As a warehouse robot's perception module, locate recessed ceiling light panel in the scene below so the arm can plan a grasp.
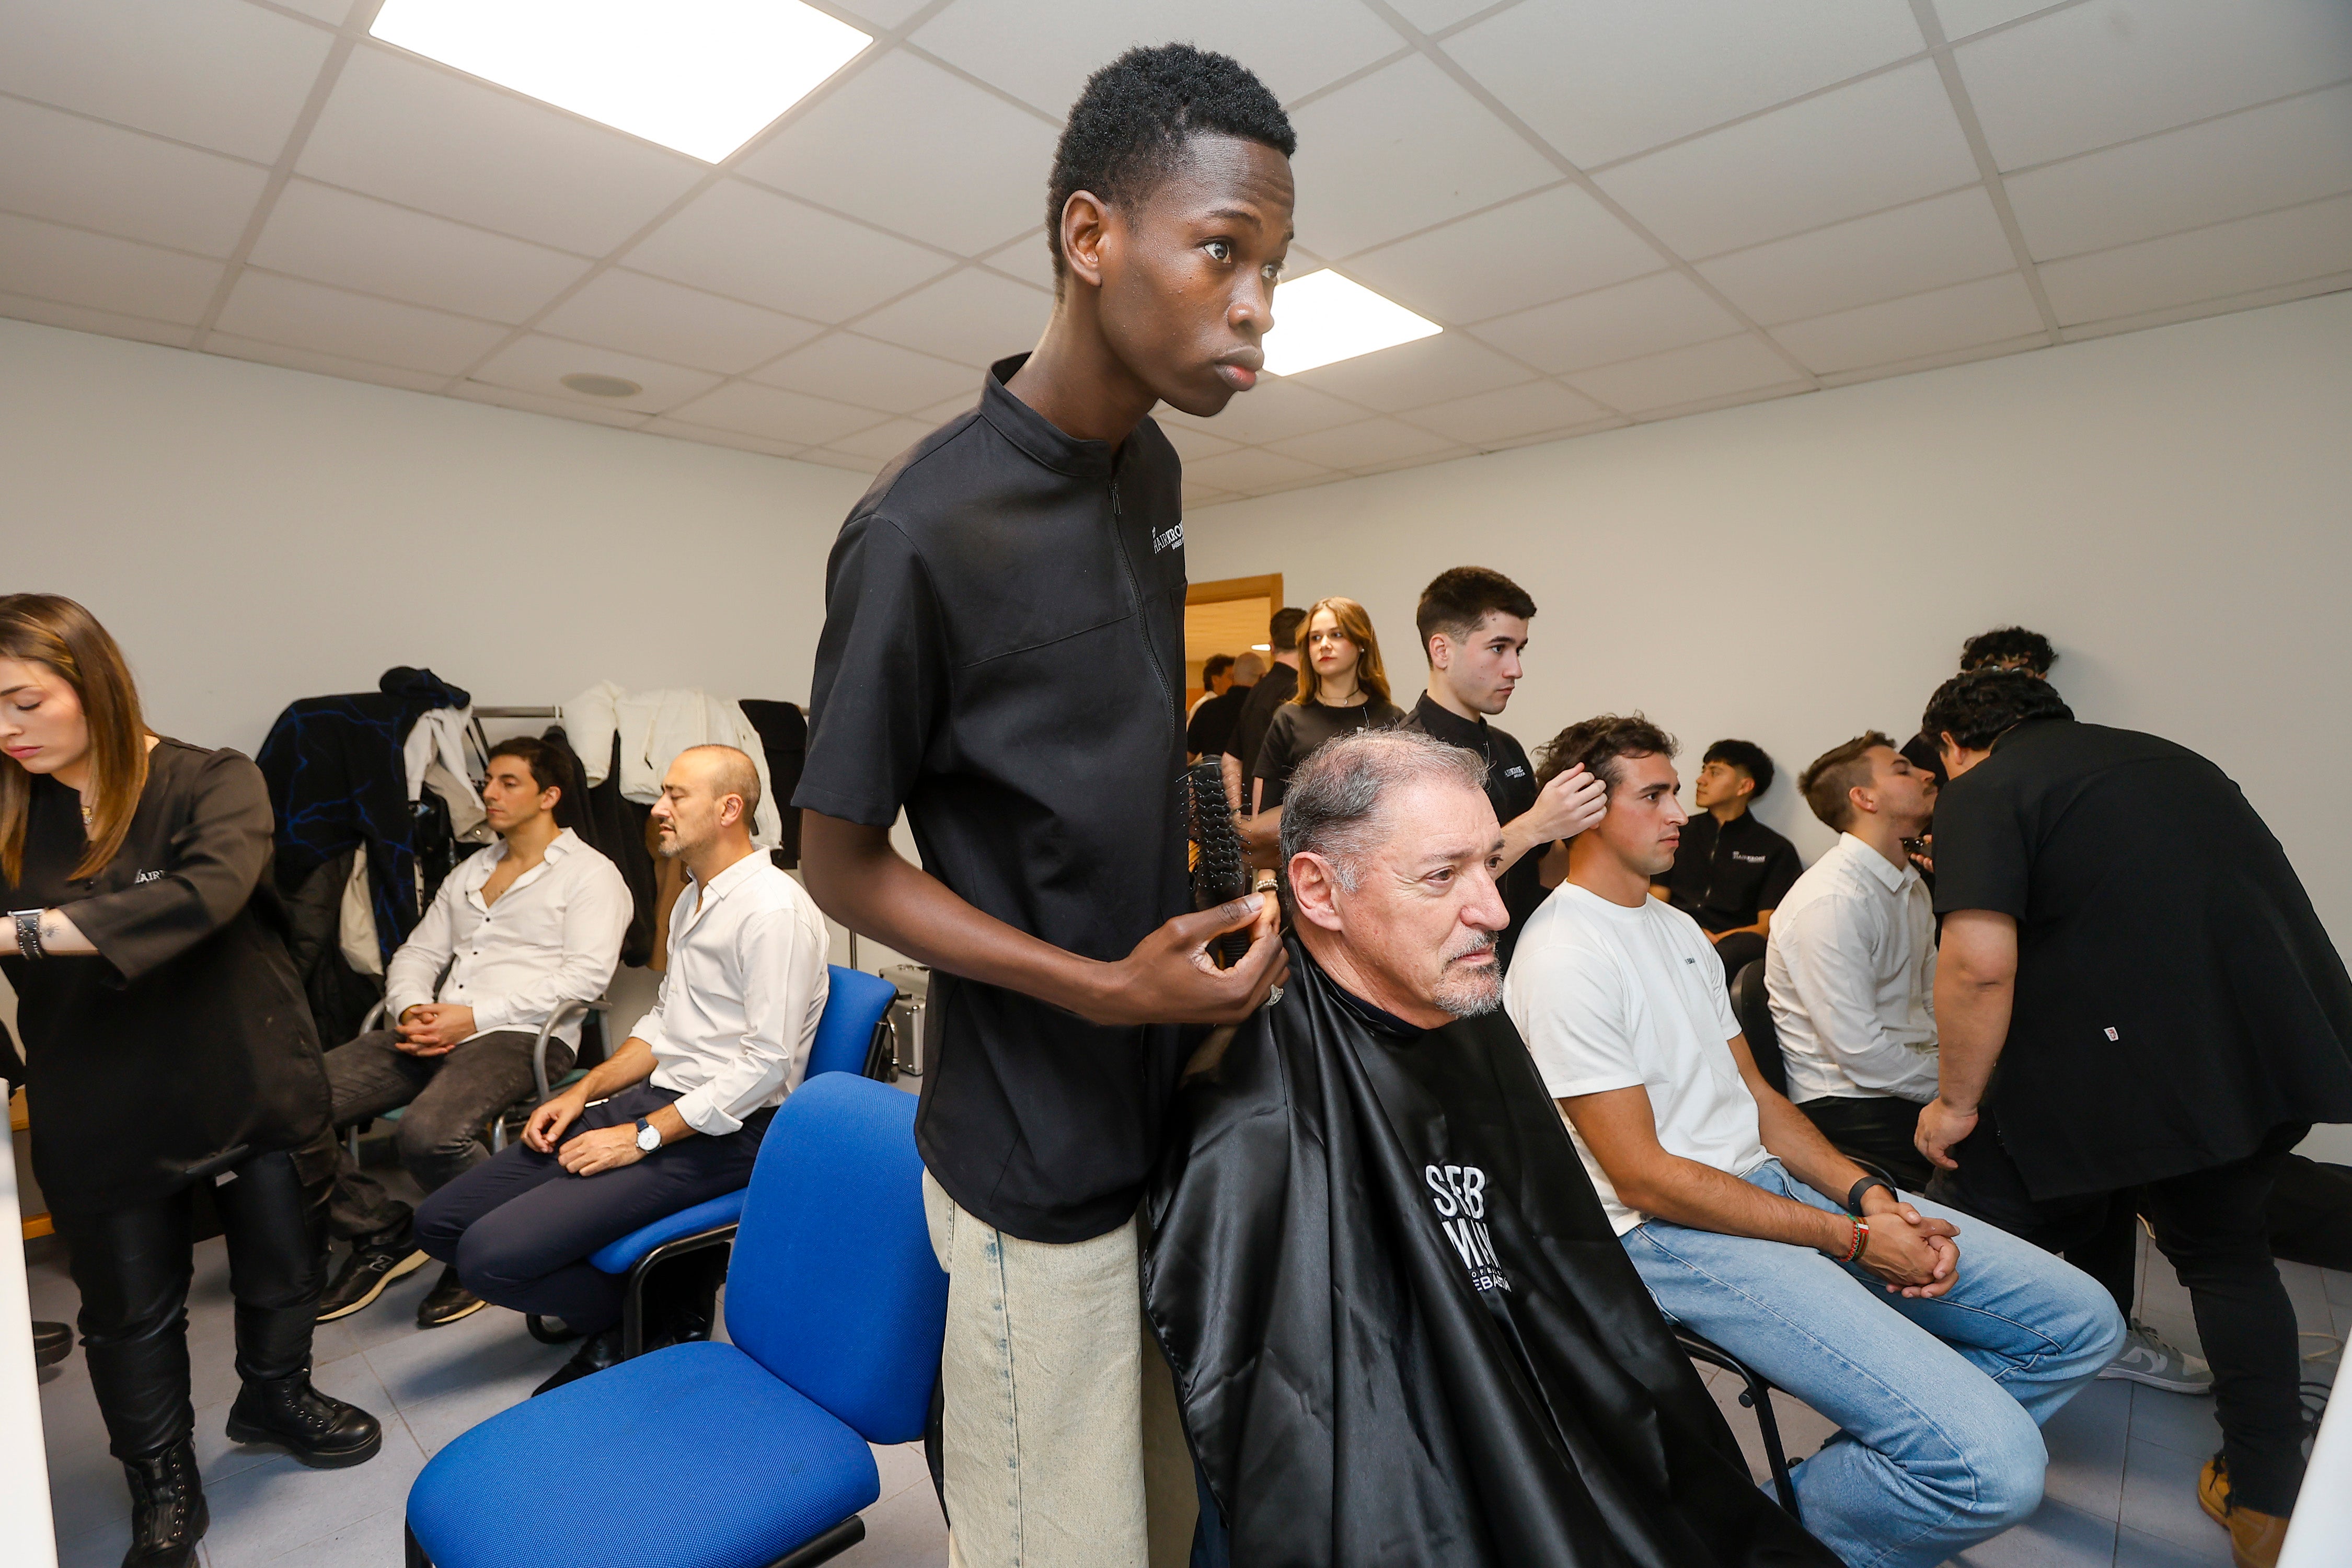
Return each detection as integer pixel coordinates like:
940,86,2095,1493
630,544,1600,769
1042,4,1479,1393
371,0,871,164
1261,271,1442,377
561,372,643,398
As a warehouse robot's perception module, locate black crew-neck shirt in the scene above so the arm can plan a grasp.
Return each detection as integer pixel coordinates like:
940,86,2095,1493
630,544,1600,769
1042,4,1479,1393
1932,719,2352,1196
1185,683,1249,759
1251,694,1409,810
794,355,1192,1244
1658,808,1802,932
1404,694,1547,970
1223,660,1298,782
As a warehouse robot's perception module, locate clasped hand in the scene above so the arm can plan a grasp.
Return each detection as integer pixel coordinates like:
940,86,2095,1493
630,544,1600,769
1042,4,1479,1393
395,1003,475,1055
1853,1189,1962,1298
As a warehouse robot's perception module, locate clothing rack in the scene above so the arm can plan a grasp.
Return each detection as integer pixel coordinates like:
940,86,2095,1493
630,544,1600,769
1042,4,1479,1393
474,706,562,719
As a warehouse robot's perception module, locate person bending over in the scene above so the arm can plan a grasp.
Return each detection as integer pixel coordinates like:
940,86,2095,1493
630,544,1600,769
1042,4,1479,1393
1650,737,1800,981
1146,729,1832,1568
416,745,827,1395
1916,671,2352,1566
1185,650,1260,762
1222,605,1304,811
317,735,629,1330
794,45,1290,1568
1249,595,1404,816
1764,732,1941,1189
1508,712,2120,1568
1401,566,1604,972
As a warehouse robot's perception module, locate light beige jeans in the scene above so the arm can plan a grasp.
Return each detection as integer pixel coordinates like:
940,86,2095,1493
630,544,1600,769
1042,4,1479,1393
924,1171,1194,1568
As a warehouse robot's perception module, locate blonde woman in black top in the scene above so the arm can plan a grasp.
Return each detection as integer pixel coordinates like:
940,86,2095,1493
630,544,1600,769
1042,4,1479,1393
1249,596,1405,814
1,595,379,1568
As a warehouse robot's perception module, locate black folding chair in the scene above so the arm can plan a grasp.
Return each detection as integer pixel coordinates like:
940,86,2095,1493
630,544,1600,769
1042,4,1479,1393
1676,1328,1802,1521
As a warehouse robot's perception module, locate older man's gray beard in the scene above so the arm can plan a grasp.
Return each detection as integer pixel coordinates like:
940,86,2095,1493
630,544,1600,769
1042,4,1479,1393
1431,932,1504,1018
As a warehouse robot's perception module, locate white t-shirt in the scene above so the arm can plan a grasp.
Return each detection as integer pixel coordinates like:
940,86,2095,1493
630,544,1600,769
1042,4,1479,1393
1505,883,1770,1236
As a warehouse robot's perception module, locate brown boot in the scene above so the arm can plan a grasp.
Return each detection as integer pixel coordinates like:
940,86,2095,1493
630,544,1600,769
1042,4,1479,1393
2198,1454,2291,1568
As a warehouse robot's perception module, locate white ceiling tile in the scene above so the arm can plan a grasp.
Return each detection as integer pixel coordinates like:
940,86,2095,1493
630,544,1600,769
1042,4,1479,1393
1931,1,2060,41
1154,423,1241,462
626,180,955,324
1181,484,1239,510
1403,379,1613,444
666,381,890,446
821,0,931,29
851,268,1051,368
1341,185,1665,325
1593,60,1979,258
824,417,936,462
1696,187,2018,325
750,332,978,413
0,97,269,258
215,270,508,374
979,230,1059,294
0,213,223,324
536,269,821,375
1564,335,1803,413
1955,0,2352,171
1386,0,1506,31
1446,0,1924,169
1346,444,1486,477
271,0,354,21
449,379,652,429
470,333,723,414
1263,417,1463,471
641,417,806,458
1156,377,1365,445
910,0,1405,117
204,333,448,393
298,46,705,256
1473,271,1745,375
1287,54,1561,258
247,180,590,324
1174,447,1340,497
0,291,193,349
2037,193,2352,326
1281,330,1536,413
2006,85,2352,262
1771,272,2043,373
734,51,1056,257
800,447,891,474
0,0,331,162
910,392,981,426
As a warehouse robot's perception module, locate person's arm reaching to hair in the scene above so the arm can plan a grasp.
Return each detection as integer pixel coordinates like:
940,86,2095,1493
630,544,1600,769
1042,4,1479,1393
1916,909,2016,1170
1498,764,1605,875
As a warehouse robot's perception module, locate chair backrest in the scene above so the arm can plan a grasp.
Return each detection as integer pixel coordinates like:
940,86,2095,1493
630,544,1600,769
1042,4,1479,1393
725,1073,946,1445
804,965,900,1079
1730,958,1789,1097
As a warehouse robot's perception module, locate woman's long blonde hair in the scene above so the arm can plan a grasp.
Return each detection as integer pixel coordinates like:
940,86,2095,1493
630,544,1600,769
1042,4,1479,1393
0,594,150,886
1291,596,1391,708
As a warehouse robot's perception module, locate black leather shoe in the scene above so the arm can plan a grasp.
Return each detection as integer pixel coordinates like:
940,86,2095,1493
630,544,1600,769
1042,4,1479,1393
416,1264,487,1329
225,1375,383,1467
33,1319,73,1367
532,1327,621,1398
122,1437,207,1568
316,1224,427,1322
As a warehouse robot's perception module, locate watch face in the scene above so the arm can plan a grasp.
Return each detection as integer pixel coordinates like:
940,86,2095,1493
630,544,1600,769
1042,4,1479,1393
637,1122,661,1150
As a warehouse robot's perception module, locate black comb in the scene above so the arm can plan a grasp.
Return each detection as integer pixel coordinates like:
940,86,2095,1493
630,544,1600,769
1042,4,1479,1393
1183,759,1253,969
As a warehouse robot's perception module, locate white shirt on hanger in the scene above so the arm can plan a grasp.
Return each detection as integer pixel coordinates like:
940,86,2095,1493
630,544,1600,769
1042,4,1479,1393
563,683,783,847
1763,832,1940,1106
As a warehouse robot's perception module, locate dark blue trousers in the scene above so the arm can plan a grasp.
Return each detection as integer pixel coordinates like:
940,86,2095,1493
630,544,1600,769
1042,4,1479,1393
414,1082,769,1334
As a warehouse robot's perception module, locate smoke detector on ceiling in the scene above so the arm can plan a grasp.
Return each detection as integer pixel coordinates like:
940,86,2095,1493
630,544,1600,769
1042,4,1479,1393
561,373,642,398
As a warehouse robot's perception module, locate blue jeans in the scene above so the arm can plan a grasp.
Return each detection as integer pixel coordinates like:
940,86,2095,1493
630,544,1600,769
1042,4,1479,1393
1622,1160,2124,1568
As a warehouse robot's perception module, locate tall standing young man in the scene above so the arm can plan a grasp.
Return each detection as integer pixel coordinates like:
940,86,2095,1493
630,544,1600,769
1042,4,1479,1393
794,46,1292,1568
1401,567,1603,971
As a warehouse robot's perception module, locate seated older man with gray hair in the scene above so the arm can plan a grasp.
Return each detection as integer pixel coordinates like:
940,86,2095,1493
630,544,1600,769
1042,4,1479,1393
1143,728,1833,1568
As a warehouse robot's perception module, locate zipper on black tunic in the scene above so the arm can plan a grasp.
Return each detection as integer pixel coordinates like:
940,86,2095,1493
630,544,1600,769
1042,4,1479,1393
1109,476,1175,725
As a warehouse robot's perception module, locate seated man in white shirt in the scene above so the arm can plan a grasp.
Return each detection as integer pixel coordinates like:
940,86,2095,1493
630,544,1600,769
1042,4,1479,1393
1765,731,1940,1190
1507,714,2122,1568
415,745,828,1394
319,736,630,1329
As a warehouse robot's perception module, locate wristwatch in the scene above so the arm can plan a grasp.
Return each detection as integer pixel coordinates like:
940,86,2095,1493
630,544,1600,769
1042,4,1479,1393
1846,1174,1895,1215
634,1116,662,1152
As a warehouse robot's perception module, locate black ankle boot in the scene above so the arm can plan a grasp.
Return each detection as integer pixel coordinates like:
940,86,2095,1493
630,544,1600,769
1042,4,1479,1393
225,1374,383,1467
121,1438,207,1568
532,1327,622,1397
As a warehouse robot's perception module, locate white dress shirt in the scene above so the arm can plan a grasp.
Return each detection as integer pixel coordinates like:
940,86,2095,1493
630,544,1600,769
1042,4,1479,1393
383,828,630,1050
630,851,829,1137
562,683,784,848
1763,832,1939,1105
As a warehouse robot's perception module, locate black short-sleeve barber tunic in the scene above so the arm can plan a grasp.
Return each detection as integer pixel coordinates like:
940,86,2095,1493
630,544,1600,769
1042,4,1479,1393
2,739,330,1211
795,356,1193,1245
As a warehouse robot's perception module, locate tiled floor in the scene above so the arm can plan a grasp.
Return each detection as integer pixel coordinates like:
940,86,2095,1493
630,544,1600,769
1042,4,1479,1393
32,1206,2346,1567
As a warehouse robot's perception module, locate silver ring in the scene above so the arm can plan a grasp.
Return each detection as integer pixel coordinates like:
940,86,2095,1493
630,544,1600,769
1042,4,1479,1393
1265,985,1284,1006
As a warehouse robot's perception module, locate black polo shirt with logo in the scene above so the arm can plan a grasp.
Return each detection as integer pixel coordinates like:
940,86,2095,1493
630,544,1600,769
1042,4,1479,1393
1932,719,2352,1197
795,355,1192,1244
1404,694,1547,970
1658,808,1802,933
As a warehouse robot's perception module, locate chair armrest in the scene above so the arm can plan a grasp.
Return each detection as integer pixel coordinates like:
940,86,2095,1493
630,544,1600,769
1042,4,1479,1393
360,998,387,1035
531,998,613,1103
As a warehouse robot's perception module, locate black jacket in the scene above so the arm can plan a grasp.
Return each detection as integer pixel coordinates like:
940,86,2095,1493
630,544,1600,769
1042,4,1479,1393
1143,942,1832,1567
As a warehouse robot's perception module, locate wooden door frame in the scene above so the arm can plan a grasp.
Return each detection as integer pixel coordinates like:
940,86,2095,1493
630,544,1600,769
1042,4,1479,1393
1186,573,1283,613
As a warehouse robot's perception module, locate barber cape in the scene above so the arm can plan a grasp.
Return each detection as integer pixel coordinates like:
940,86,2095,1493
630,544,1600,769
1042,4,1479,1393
1143,940,1833,1567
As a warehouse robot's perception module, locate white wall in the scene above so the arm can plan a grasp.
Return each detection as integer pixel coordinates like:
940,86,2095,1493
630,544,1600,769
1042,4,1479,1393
2,318,868,756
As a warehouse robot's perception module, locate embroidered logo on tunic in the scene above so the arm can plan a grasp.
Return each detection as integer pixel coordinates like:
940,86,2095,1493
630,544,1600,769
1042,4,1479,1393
1425,1163,1509,1293
134,869,165,883
1151,522,1184,554
1502,766,1527,779
1731,851,1768,863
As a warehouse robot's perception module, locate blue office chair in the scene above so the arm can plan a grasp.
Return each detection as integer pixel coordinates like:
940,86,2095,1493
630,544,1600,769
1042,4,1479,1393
406,1073,944,1568
566,965,904,1358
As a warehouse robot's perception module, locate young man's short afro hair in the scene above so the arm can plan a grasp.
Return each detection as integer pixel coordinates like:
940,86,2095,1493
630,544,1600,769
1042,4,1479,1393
1922,669,2073,752
1959,626,2056,675
1045,43,1295,285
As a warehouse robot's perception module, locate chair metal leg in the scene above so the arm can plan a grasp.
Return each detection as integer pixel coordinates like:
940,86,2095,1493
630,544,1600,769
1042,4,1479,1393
1674,1327,1802,1523
405,1519,432,1568
764,1517,866,1568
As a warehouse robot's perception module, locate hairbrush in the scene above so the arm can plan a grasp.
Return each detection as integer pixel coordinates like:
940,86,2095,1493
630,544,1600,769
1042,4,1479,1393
1182,758,1252,968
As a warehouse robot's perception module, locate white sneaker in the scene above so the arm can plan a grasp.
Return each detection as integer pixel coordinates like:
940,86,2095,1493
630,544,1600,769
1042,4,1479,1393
2099,1319,2215,1393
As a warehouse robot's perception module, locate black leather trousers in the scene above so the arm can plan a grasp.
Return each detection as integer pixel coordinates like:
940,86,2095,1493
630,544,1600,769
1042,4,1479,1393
53,1137,333,1459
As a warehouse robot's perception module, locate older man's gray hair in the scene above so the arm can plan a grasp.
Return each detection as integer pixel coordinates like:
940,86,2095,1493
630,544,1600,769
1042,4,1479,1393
1279,728,1488,891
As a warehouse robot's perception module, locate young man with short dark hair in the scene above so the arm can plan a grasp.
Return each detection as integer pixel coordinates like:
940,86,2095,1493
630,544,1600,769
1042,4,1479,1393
1401,566,1602,970
795,45,1291,1568
1222,603,1305,808
1652,737,1801,981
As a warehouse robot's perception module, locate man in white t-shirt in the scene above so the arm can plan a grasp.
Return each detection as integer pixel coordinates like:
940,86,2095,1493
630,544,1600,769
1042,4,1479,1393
1506,714,2121,1568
